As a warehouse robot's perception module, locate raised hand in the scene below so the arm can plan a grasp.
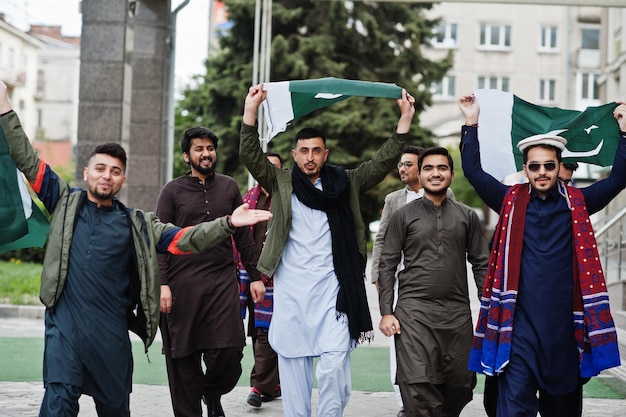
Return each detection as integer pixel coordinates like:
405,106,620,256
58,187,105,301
230,203,273,227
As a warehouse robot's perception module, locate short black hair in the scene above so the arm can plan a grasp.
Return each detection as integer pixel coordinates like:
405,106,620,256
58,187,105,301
264,151,284,168
402,145,425,157
181,126,219,154
295,127,326,147
563,161,579,171
418,146,454,172
89,143,127,170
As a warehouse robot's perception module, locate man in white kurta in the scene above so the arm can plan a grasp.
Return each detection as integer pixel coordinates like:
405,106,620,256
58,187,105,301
270,190,353,416
240,84,417,417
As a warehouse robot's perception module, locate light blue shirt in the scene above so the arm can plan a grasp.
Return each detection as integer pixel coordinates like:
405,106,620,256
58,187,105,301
269,178,351,357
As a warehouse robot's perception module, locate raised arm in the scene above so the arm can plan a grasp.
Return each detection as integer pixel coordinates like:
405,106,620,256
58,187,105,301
0,81,64,213
240,84,278,191
458,94,508,212
350,90,414,191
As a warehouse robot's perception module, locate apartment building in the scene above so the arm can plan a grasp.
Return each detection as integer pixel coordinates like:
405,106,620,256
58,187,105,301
28,25,80,168
420,3,605,143
0,16,79,169
601,7,626,103
0,14,43,140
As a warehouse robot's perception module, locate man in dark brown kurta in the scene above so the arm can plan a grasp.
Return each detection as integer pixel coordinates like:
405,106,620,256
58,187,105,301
378,147,488,417
157,126,265,417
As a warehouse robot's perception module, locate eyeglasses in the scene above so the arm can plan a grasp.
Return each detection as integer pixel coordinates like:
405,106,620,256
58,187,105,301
397,161,415,169
527,162,557,172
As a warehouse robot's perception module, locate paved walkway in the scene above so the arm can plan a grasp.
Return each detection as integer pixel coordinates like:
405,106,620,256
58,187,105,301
2,264,626,416
0,366,625,416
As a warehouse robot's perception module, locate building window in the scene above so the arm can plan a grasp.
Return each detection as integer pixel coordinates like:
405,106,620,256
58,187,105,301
479,23,511,49
581,28,600,50
8,48,15,69
478,76,510,92
579,73,599,100
431,75,456,99
539,25,558,51
432,22,458,48
539,79,556,102
37,70,45,95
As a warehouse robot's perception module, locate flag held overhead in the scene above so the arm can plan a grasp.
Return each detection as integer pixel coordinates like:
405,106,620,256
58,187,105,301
476,89,620,181
262,77,403,141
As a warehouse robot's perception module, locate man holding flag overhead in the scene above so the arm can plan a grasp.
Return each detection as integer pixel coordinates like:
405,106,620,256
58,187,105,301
240,83,415,417
458,93,626,417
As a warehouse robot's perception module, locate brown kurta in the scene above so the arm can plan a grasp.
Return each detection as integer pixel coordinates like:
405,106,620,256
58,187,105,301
157,173,260,358
378,197,488,387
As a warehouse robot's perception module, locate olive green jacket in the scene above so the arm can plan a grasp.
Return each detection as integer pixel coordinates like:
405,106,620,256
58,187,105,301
1,110,237,350
239,123,407,277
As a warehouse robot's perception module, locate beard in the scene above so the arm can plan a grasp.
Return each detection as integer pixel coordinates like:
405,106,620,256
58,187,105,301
190,158,215,176
424,188,447,197
422,183,449,197
89,184,117,201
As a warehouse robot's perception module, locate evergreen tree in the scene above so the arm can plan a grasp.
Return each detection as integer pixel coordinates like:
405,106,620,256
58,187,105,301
176,0,452,232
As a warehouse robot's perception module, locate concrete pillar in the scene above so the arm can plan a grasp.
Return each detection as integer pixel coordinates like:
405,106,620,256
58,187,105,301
76,0,171,211
127,0,172,211
76,0,134,203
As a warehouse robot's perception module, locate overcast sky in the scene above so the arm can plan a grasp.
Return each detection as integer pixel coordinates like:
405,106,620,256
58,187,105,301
3,0,209,89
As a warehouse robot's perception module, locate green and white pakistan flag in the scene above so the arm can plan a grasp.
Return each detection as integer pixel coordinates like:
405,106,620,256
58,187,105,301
262,77,403,140
0,127,49,253
476,89,620,181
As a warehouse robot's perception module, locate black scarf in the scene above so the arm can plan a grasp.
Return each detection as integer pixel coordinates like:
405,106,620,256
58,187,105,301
291,164,373,343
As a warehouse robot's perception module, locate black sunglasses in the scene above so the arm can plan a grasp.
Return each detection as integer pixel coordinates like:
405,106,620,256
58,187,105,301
527,162,557,172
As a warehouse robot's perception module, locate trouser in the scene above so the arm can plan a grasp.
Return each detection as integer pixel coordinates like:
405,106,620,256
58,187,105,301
390,276,403,408
278,350,351,417
39,382,130,417
495,372,583,417
390,335,403,407
250,327,280,394
398,380,474,417
164,347,243,417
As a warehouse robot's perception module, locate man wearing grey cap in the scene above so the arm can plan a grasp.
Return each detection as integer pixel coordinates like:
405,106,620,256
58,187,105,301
458,94,626,417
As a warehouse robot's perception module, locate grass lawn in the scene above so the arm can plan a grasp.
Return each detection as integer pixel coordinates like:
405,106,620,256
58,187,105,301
0,259,42,305
1,337,625,399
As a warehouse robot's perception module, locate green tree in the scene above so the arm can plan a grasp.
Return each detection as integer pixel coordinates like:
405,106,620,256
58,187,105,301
176,0,452,233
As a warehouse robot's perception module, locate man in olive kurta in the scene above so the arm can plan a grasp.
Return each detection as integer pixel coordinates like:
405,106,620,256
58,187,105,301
378,147,488,417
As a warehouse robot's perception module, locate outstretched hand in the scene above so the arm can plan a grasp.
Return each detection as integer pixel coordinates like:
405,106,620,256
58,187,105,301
230,203,272,227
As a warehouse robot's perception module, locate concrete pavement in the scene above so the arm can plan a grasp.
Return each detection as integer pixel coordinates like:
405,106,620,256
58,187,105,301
2,263,626,416
2,312,626,416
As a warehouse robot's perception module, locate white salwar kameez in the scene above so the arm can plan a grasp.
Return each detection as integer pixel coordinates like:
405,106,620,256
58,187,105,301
269,179,353,417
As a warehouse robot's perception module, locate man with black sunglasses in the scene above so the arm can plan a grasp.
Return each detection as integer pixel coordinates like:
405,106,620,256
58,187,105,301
457,94,626,417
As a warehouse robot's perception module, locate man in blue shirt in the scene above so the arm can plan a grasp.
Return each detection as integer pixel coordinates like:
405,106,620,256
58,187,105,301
458,94,626,417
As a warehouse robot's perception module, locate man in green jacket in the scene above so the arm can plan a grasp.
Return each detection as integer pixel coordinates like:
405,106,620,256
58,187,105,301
240,83,415,417
0,80,271,417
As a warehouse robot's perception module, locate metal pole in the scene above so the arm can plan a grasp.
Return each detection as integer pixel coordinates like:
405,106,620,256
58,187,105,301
165,0,192,183
252,0,262,86
249,0,272,190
